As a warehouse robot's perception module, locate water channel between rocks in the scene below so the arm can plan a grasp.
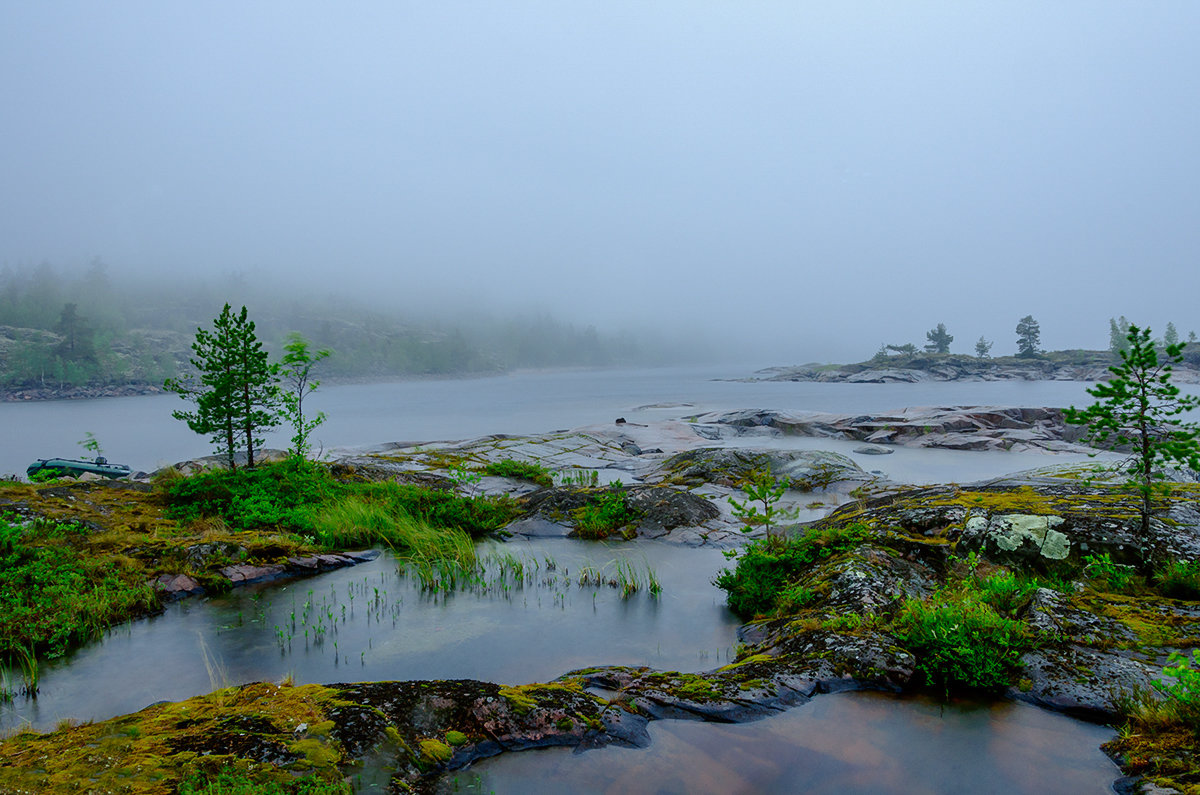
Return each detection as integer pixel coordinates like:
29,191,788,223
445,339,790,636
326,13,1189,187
1,539,739,734
2,534,1122,793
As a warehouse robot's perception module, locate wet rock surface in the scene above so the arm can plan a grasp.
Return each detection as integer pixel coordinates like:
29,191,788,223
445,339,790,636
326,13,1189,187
699,405,1091,453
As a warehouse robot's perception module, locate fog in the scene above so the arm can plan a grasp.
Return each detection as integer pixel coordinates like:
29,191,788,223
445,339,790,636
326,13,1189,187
2,2,1198,363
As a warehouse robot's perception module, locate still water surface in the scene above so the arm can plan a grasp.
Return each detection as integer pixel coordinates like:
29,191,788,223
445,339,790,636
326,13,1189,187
1,539,738,734
438,691,1120,795
0,365,1108,477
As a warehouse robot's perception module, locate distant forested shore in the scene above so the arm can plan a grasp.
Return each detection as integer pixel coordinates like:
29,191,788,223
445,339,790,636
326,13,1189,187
0,262,675,401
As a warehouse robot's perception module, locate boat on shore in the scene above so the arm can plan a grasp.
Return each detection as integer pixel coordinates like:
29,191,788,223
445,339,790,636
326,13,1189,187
26,456,132,480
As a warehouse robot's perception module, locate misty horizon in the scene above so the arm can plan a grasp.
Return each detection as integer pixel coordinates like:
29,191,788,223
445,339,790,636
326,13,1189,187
3,3,1198,364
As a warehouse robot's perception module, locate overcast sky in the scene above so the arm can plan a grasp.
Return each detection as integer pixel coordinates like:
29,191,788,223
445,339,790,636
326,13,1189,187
2,2,1198,362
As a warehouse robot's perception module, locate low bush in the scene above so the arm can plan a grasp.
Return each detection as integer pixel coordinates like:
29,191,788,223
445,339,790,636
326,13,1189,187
161,458,336,531
1083,552,1141,594
713,524,869,619
973,570,1039,615
162,459,522,539
572,489,639,539
893,586,1030,692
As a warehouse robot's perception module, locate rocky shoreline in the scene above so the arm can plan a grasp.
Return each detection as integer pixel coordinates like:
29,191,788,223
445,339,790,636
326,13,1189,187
748,354,1200,385
0,382,168,402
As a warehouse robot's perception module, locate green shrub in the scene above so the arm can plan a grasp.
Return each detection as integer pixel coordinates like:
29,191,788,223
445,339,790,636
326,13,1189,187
713,524,869,619
1156,560,1200,601
162,460,521,538
1083,552,1140,593
572,489,639,539
482,459,553,487
973,570,1038,616
162,458,336,531
893,588,1029,692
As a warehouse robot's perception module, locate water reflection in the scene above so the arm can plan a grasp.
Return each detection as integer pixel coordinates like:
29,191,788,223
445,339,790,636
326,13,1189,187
437,691,1119,795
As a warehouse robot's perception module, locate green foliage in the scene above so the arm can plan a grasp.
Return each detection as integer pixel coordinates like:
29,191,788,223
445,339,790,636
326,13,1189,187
713,524,869,618
974,336,993,359
162,458,336,531
893,585,1030,692
972,570,1039,615
482,459,553,487
1150,649,1200,729
162,459,521,539
924,322,953,354
1109,316,1131,356
302,498,477,571
556,468,600,487
448,464,483,497
277,332,330,458
1065,324,1200,537
728,469,797,540
1015,314,1042,358
1083,552,1139,593
77,431,103,458
165,304,280,469
572,488,639,539
351,481,521,536
27,467,69,483
0,514,158,661
1155,560,1200,601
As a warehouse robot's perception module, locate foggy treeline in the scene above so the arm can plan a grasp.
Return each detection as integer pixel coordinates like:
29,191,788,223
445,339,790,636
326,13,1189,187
0,261,666,392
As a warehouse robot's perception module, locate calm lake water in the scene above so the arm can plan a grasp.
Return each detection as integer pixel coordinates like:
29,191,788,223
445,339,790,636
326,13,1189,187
0,364,1108,477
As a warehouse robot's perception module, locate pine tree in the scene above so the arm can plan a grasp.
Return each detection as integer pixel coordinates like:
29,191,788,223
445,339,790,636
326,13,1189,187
1015,315,1041,358
924,323,953,354
1164,322,1180,348
974,336,993,358
165,304,278,469
1065,325,1200,539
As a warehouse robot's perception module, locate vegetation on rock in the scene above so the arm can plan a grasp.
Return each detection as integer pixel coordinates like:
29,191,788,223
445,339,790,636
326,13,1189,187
1065,323,1200,538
